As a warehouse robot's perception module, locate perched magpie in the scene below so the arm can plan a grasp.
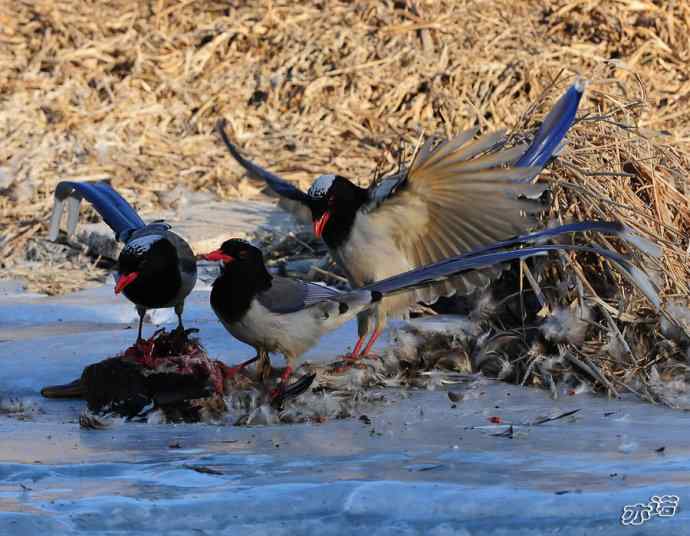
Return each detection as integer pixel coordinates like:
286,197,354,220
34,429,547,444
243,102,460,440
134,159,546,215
217,82,585,358
49,181,197,348
201,220,660,399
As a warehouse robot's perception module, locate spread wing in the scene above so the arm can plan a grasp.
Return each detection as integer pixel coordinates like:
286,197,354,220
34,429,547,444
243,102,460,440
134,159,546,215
361,82,584,303
216,119,312,208
256,277,342,314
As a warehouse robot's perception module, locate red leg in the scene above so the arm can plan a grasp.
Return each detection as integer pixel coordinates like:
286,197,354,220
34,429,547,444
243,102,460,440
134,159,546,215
333,331,381,373
280,366,293,383
270,366,293,400
361,328,381,356
344,335,366,360
124,338,158,367
138,339,159,367
222,355,260,379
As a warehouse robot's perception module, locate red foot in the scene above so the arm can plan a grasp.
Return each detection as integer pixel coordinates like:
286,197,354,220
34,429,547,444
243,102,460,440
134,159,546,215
222,365,241,379
332,354,378,373
123,339,161,368
348,353,381,361
269,366,293,402
220,356,260,380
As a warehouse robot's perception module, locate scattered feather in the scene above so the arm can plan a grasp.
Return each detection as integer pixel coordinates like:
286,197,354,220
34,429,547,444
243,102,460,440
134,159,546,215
541,304,592,346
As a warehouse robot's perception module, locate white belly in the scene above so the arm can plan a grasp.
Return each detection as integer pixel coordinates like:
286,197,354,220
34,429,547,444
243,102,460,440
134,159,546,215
216,300,322,361
333,212,413,287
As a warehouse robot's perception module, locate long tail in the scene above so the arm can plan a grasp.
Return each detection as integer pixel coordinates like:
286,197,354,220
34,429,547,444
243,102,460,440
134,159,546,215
515,80,584,169
364,221,660,310
216,119,311,204
463,221,662,259
48,181,146,242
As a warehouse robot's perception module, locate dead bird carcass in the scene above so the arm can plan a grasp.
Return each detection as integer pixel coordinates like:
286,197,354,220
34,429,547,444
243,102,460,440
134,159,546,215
40,328,315,424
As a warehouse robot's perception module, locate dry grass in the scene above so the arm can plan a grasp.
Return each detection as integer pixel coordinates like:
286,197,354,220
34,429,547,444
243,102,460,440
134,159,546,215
1,1,689,402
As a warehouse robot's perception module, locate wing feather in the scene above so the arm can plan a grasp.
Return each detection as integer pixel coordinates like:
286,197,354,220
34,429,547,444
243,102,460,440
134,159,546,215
414,127,479,169
257,277,342,314
448,144,528,173
416,130,507,173
360,85,583,305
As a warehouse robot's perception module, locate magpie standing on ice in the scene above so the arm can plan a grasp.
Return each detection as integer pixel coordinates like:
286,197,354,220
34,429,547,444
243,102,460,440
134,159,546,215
217,82,585,358
200,221,660,399
49,181,197,352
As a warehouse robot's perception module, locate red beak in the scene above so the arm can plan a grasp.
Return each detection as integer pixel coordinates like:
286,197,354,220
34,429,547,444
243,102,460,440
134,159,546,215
115,272,139,294
313,211,331,238
202,250,234,263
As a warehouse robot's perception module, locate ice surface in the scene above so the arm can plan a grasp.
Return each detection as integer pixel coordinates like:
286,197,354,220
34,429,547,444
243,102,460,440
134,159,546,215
1,285,689,534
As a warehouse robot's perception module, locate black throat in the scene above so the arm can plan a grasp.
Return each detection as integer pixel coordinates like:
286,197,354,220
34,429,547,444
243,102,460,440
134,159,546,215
121,238,181,308
210,259,273,323
320,184,368,250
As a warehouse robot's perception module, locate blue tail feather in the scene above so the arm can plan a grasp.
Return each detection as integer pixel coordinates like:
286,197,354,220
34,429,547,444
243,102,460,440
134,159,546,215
461,221,662,259
364,220,660,309
216,120,312,204
367,244,659,310
91,182,146,230
515,81,584,169
52,181,145,241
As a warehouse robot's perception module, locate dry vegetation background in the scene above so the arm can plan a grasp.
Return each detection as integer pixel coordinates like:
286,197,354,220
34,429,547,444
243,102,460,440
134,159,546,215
0,0,688,293
1,0,690,404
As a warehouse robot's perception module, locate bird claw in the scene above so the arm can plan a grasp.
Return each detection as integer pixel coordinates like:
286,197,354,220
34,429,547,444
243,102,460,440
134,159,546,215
220,355,260,380
172,326,199,341
334,352,381,364
222,363,245,380
331,353,380,373
123,338,158,368
332,354,360,369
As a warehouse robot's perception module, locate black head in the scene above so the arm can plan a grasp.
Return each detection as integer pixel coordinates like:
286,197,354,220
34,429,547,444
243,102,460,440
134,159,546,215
202,239,272,290
116,235,180,306
203,239,272,322
306,174,367,248
203,239,265,268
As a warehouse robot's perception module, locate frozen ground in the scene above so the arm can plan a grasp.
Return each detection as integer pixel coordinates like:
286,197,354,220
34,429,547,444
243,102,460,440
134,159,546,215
1,280,689,534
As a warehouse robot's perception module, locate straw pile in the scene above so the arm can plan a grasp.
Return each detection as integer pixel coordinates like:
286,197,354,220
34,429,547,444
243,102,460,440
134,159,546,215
1,1,689,403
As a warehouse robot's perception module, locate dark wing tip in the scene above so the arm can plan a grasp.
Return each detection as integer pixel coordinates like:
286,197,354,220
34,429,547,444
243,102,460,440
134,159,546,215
215,117,311,205
215,118,242,158
515,81,585,169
